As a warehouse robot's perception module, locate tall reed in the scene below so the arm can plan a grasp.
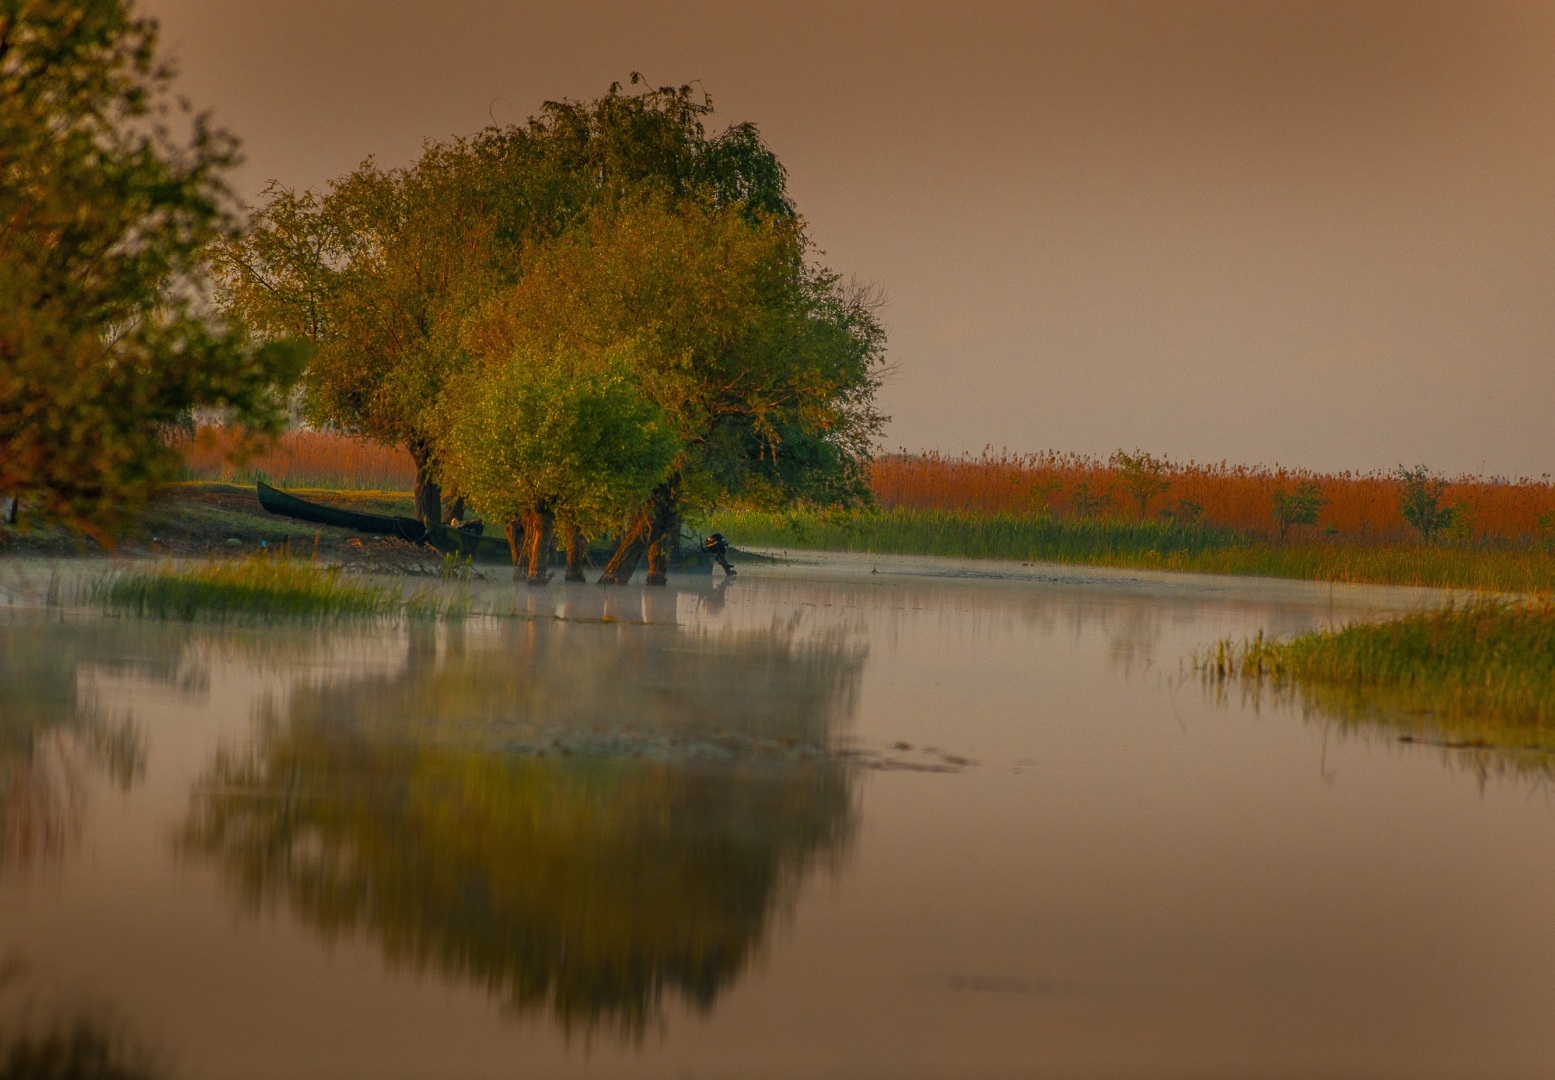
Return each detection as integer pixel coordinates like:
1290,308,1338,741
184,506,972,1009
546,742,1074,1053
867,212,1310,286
178,427,416,491
871,449,1555,543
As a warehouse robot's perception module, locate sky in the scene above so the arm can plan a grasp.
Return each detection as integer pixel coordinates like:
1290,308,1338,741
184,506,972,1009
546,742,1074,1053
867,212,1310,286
140,0,1555,477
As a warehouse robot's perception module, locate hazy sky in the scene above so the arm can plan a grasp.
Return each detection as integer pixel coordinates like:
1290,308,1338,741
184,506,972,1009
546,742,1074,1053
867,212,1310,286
141,1,1555,476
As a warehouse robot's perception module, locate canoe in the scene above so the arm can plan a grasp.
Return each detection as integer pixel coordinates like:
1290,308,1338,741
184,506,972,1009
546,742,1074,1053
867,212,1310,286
256,481,427,542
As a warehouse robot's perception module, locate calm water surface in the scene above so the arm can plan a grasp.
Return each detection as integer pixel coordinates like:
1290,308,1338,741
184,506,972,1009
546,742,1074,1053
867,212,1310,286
1,556,1553,1078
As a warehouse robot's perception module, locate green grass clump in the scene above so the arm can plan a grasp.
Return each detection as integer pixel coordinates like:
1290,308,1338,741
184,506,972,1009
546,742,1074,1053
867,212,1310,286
1203,600,1555,740
702,507,1555,591
97,556,444,622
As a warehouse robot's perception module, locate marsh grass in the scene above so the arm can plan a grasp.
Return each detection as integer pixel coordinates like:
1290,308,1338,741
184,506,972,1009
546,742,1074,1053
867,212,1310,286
1200,600,1555,754
96,556,450,622
705,508,1555,591
705,507,1239,562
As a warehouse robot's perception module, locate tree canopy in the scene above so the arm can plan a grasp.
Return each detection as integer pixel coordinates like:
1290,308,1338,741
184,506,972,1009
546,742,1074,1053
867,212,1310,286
432,343,680,580
217,76,812,527
0,0,300,539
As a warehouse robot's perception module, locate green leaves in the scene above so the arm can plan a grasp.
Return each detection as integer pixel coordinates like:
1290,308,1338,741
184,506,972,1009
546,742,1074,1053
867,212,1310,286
433,344,679,534
0,0,296,538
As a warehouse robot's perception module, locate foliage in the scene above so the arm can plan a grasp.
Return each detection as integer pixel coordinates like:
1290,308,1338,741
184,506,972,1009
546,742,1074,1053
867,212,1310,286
1395,465,1458,541
216,76,805,523
1270,480,1329,540
431,345,679,534
1110,449,1171,516
460,194,886,516
96,556,445,621
0,0,302,540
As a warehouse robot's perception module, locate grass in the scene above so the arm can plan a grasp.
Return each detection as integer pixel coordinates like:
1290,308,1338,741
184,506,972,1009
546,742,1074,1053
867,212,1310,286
701,507,1555,592
1200,600,1555,751
96,555,453,622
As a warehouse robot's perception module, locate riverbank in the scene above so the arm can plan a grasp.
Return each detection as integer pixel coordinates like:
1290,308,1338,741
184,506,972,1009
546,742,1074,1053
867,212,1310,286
697,507,1555,593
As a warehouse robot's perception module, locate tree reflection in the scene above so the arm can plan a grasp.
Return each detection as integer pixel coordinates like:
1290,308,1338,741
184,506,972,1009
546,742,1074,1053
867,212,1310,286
0,620,151,869
182,605,865,1035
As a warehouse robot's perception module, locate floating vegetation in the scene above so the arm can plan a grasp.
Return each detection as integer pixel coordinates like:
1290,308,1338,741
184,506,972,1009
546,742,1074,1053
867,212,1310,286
1199,600,1555,763
94,555,452,623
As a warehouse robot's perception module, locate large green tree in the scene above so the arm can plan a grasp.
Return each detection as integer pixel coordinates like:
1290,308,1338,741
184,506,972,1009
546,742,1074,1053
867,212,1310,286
0,0,300,540
218,76,795,527
460,194,886,583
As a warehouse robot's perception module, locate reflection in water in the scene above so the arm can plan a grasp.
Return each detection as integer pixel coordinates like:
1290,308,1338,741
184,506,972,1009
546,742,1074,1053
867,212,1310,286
0,957,166,1080
0,621,151,869
182,596,865,1034
1203,666,1555,787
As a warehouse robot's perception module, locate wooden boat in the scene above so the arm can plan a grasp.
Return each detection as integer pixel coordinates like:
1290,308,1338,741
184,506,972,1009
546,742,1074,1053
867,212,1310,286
256,481,722,571
256,481,427,542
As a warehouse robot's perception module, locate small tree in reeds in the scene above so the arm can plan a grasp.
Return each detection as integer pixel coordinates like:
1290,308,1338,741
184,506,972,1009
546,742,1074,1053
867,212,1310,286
1396,465,1457,542
1111,450,1170,517
1270,481,1329,541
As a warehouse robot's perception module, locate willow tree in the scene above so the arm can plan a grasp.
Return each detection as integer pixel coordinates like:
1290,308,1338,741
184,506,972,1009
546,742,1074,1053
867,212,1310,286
460,194,886,584
0,0,300,539
217,76,793,526
431,345,679,583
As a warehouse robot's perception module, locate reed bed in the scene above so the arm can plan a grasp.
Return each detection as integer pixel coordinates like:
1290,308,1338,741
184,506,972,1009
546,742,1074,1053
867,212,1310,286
1200,600,1555,743
703,508,1555,591
872,450,1555,543
179,427,416,491
96,556,449,622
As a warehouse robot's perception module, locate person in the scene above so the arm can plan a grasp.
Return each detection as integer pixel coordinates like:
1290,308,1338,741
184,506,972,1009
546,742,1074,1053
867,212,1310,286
703,533,737,576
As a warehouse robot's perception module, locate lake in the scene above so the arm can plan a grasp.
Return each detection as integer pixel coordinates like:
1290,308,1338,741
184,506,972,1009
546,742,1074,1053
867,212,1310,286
1,554,1552,1078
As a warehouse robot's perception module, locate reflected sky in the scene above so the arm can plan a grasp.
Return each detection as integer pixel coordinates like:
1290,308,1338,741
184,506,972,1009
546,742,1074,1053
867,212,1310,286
3,561,1555,1076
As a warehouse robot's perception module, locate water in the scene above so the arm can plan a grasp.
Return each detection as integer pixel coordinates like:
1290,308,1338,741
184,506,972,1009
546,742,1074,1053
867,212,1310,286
2,556,1553,1078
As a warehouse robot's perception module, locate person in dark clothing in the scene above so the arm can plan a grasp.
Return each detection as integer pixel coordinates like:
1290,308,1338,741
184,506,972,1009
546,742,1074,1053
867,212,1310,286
703,533,737,576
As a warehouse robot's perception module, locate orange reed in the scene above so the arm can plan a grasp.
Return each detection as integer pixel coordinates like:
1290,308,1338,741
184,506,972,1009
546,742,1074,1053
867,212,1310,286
180,427,416,490
871,449,1555,543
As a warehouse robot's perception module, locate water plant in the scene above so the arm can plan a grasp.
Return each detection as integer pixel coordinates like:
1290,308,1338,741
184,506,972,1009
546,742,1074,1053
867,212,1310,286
96,556,446,622
1199,600,1555,737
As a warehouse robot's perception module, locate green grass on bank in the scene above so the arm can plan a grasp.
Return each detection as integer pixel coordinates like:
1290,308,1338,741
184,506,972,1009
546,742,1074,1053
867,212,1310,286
96,556,454,622
1200,600,1555,753
702,507,1555,592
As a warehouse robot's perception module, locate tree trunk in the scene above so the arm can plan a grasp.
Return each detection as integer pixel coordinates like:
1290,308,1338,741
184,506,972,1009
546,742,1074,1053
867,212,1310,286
644,477,682,586
503,518,524,581
562,521,587,582
408,440,441,527
523,505,554,586
597,514,650,585
445,496,466,526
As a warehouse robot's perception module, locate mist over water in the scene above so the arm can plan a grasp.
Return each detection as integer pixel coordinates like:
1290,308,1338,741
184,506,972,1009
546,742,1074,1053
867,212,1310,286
3,561,1555,1075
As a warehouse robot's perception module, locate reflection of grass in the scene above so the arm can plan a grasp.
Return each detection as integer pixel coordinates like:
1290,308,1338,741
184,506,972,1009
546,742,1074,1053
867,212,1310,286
96,556,446,622
1202,601,1555,751
704,507,1555,591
